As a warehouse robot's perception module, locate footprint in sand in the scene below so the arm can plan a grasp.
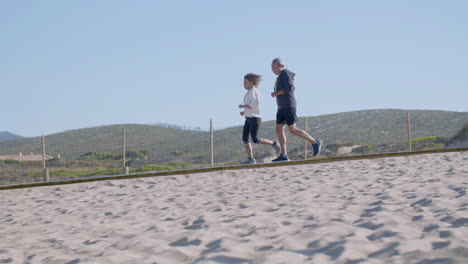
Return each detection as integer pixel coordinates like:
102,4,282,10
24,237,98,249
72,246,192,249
169,237,201,247
295,240,346,260
411,198,432,207
450,187,465,198
368,242,399,258
452,217,468,227
357,222,384,230
432,241,450,249
439,230,452,238
202,239,225,255
360,206,384,217
367,230,398,241
423,224,439,233
184,216,207,230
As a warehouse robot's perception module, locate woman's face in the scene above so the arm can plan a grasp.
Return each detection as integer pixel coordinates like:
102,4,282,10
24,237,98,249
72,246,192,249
244,79,254,89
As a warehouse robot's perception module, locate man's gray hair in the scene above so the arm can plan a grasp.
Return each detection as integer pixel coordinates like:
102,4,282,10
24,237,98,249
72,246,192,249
272,58,284,67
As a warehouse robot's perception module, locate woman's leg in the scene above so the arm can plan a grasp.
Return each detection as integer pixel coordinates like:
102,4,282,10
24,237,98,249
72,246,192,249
242,119,253,158
244,143,253,159
251,118,274,145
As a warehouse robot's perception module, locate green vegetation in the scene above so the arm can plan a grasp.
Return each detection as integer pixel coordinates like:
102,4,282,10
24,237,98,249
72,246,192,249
79,152,121,161
412,137,446,149
323,136,449,156
446,123,468,147
171,150,184,156
0,159,20,164
325,143,356,152
352,145,375,154
48,168,123,177
78,149,151,162
412,136,445,143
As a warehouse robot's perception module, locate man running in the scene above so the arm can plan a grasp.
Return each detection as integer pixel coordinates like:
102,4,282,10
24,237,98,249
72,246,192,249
270,58,322,162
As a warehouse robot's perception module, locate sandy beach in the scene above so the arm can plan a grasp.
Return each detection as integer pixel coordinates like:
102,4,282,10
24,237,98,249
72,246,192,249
1,151,467,264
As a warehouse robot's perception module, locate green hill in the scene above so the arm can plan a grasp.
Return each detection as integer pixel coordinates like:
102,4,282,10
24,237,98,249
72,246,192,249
211,109,468,161
446,123,468,148
0,124,208,161
1,109,467,165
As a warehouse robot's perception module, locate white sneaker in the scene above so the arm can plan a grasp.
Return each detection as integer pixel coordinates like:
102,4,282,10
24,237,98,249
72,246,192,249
241,158,257,165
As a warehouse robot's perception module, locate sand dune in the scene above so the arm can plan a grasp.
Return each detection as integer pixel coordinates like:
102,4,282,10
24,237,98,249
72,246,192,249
1,152,467,263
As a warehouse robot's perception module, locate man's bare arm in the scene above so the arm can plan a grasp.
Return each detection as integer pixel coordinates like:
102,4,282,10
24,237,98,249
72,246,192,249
271,90,285,97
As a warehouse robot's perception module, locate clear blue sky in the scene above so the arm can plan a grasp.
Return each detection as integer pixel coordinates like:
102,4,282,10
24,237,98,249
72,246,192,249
1,0,467,137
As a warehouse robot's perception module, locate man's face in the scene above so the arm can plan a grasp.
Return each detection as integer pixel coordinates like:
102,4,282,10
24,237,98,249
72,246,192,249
271,63,282,75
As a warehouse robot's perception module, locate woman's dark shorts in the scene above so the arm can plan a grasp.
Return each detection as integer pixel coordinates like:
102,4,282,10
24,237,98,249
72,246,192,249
276,107,297,126
242,117,262,144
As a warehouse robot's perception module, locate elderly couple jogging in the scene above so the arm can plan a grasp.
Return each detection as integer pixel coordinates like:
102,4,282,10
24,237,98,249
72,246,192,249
238,58,323,165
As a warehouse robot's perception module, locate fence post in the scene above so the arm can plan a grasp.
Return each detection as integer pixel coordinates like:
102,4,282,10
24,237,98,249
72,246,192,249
304,117,308,159
407,112,412,152
122,128,127,174
210,119,214,168
42,135,49,181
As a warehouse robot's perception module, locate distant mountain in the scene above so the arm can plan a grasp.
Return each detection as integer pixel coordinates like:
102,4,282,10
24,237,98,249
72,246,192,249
0,109,467,164
0,132,23,142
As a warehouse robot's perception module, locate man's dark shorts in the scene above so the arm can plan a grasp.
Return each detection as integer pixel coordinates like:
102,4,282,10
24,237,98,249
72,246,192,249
276,107,297,126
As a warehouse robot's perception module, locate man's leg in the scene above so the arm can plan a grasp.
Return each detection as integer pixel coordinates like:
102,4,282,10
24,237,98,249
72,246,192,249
288,123,323,157
276,124,287,155
287,123,317,144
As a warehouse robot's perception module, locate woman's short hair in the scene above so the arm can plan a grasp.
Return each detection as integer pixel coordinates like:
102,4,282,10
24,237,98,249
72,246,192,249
244,73,262,87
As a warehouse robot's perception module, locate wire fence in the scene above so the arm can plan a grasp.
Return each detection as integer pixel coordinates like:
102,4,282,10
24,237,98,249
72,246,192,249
0,110,466,186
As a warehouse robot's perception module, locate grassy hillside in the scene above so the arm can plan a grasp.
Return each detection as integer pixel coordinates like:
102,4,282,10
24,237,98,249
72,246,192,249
0,124,208,160
446,123,468,148
217,109,468,144
1,109,467,165
212,109,468,159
